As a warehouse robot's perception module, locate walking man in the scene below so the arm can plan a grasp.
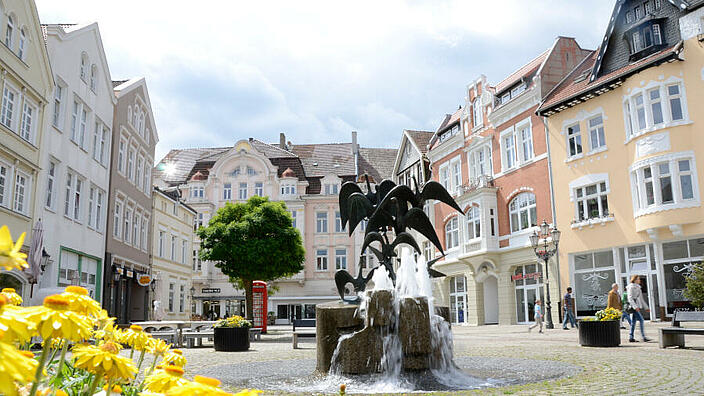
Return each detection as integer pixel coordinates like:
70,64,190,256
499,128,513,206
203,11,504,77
528,299,544,333
562,287,577,329
608,283,632,329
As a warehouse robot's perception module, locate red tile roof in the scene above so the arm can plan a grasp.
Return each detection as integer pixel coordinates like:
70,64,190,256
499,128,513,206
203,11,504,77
538,43,682,115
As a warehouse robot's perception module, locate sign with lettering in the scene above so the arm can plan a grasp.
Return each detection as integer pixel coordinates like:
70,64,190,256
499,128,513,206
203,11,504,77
512,272,542,282
201,288,221,294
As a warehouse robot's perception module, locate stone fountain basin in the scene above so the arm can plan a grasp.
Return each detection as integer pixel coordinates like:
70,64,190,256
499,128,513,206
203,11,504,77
193,356,581,394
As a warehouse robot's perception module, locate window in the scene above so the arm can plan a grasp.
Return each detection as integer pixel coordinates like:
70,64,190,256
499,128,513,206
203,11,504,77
644,1,652,14
193,250,201,271
247,166,256,176
127,149,134,181
96,190,104,231
281,183,296,196
133,212,139,246
335,248,347,270
13,172,27,214
5,15,14,48
90,65,97,91
124,208,131,242
238,182,247,200
141,217,147,249
575,182,609,221
468,146,492,180
191,186,204,198
70,104,87,147
667,84,683,121
316,249,328,271
45,161,57,209
648,88,663,125
653,24,662,45
290,210,297,228
316,212,328,233
17,29,25,59
80,54,89,81
503,134,516,169
88,187,95,228
324,183,339,195
64,173,73,217
445,217,459,250
182,239,188,265
654,0,661,9
465,206,480,240
99,127,108,165
168,283,174,312
519,126,533,161
472,99,482,128
171,235,177,261
254,182,263,197
630,155,698,215
136,156,144,191
144,164,151,194
335,211,343,233
634,5,642,19
625,11,633,24
118,139,126,173
588,115,606,151
633,31,642,52
178,284,185,313
0,163,8,207
1,86,16,129
440,165,450,190
15,101,31,142
194,213,204,231
73,178,82,221
113,201,122,237
52,84,63,128
567,124,582,157
452,160,462,194
423,241,433,262
158,231,165,257
509,192,537,233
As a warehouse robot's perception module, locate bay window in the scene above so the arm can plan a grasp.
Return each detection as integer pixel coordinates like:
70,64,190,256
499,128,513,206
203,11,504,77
465,206,481,240
624,82,688,139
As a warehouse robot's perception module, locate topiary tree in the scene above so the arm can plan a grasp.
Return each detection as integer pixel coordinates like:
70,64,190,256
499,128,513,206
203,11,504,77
197,196,305,321
684,262,704,308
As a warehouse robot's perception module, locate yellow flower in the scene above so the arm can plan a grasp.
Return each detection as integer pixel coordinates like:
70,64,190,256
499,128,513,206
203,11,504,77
24,295,93,342
103,383,123,394
162,349,186,367
0,332,38,396
72,341,137,381
143,365,188,393
61,286,103,318
166,375,232,396
138,392,165,396
1,288,22,305
0,226,28,271
42,337,66,350
94,322,123,344
0,299,36,343
233,390,262,396
147,337,171,356
122,324,152,351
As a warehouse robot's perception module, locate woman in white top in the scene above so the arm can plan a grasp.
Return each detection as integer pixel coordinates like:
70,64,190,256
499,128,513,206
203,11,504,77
626,275,651,343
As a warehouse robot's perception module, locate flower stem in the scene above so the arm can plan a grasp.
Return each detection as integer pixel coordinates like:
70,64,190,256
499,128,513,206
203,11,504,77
106,380,113,396
147,355,158,376
136,349,146,372
28,338,52,396
130,347,135,359
51,341,69,396
85,374,99,396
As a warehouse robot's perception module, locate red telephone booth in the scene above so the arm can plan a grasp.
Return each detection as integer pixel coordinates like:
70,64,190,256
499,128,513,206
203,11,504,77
252,281,268,333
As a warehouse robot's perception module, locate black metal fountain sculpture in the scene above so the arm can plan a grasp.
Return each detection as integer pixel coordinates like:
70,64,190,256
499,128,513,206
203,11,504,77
334,175,464,302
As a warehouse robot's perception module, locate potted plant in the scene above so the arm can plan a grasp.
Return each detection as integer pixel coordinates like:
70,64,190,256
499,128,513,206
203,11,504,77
213,315,252,351
579,307,621,347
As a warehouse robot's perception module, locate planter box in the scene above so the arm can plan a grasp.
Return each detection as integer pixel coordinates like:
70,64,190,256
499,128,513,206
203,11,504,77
579,320,620,347
214,327,250,351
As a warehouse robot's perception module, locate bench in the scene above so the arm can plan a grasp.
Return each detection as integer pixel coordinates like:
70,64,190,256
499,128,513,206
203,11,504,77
659,310,704,348
249,327,262,341
144,326,178,344
292,319,316,349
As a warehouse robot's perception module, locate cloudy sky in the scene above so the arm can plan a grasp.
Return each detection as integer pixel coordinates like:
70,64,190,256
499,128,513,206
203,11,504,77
36,0,614,162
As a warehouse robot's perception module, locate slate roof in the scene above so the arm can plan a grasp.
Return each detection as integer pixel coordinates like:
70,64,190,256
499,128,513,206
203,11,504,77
153,147,229,185
405,130,434,154
290,143,356,178
112,80,129,88
538,43,681,115
358,148,398,183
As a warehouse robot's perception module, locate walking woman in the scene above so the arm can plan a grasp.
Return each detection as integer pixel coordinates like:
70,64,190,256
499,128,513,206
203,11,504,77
626,275,651,343
607,283,631,329
528,299,543,333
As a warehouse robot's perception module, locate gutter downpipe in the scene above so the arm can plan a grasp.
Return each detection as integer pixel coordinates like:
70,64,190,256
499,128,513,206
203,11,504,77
543,115,563,324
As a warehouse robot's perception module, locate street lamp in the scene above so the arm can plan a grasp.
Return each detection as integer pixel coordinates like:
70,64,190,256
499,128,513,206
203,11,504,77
530,220,561,329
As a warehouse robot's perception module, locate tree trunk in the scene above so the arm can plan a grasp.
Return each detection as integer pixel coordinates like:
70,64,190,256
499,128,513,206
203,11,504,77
243,278,254,322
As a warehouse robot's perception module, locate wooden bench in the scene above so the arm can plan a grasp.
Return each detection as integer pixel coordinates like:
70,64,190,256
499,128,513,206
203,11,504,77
292,319,316,349
183,324,214,348
659,310,704,348
144,326,178,344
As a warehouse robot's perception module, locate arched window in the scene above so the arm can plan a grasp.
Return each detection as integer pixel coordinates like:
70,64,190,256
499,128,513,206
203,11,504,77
138,112,145,134
90,64,97,91
472,99,482,128
445,217,459,250
80,53,89,81
17,28,26,59
127,106,133,125
465,206,481,240
5,15,14,49
509,192,537,233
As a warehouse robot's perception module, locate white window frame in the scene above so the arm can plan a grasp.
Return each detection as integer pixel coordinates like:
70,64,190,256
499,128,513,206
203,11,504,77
87,186,96,229
113,200,123,238
445,217,459,250
238,182,247,200
19,99,36,143
1,83,18,130
117,137,127,174
89,65,97,92
52,83,64,129
5,15,14,49
316,211,328,233
73,178,83,221
127,147,135,182
623,79,689,141
468,145,492,181
254,182,263,197
45,160,57,210
587,115,606,152
629,152,700,217
566,123,583,159
80,53,89,81
13,170,29,215
335,211,343,233
509,192,537,233
465,206,481,241
0,160,10,208
335,248,347,270
472,99,482,129
316,248,328,271
573,181,610,221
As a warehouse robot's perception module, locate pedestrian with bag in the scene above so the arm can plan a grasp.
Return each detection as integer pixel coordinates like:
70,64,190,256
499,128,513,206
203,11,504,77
626,275,651,342
528,299,544,333
607,283,631,329
562,287,577,329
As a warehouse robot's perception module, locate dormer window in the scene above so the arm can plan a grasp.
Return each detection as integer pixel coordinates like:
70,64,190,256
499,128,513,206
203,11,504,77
247,166,256,176
627,21,665,60
625,11,633,24
644,1,652,14
498,83,526,106
634,6,642,20
438,124,460,143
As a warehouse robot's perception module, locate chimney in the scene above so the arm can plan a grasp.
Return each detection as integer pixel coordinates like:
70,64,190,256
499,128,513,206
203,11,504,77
351,131,358,155
279,132,286,149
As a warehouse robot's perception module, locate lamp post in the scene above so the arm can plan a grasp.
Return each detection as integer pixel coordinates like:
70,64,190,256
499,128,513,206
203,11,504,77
530,220,561,329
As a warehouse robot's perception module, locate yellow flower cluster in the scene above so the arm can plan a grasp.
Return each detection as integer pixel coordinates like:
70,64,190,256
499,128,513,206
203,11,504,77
596,307,622,321
214,315,252,329
0,225,262,396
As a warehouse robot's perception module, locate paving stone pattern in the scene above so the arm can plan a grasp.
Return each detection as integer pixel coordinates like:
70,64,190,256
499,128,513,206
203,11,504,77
177,322,704,395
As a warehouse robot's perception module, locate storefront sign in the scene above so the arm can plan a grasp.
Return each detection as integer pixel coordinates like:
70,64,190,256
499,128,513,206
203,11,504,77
126,270,134,278
137,275,153,286
201,288,221,294
512,272,542,282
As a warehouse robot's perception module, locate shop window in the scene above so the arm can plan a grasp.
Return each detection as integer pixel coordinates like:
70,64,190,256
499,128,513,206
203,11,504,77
449,276,467,324
572,251,616,317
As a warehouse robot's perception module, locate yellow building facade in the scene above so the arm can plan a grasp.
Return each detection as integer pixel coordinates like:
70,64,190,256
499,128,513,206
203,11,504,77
151,187,196,320
539,0,704,320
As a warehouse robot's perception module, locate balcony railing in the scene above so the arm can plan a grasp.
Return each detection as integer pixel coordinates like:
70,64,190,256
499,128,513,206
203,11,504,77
459,175,495,195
